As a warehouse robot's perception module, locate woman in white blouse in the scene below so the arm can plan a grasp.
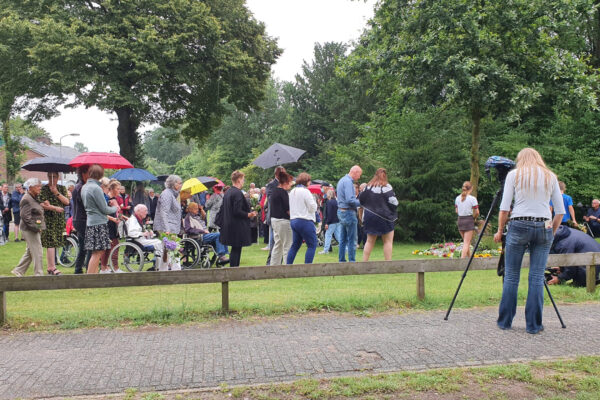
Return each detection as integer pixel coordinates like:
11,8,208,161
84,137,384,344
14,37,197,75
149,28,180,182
494,148,564,334
286,172,318,264
454,181,480,258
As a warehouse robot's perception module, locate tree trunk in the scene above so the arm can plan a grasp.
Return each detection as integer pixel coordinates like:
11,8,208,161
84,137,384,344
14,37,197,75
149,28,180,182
470,108,481,197
115,107,142,167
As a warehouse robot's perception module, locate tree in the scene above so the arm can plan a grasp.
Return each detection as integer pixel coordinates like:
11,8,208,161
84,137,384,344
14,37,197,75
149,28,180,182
73,142,88,153
7,0,280,165
142,127,192,167
355,0,597,195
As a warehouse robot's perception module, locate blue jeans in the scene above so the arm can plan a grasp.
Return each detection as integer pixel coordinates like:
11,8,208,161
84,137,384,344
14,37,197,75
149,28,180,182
202,233,229,256
286,219,317,264
337,210,357,262
323,222,341,252
497,220,553,334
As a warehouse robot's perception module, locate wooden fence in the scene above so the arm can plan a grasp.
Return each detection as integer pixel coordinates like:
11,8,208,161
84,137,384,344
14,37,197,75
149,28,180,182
0,253,597,325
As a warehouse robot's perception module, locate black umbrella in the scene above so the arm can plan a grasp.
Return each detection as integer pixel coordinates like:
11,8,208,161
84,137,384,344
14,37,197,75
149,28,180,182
252,143,306,169
21,157,74,173
312,179,331,187
196,176,225,189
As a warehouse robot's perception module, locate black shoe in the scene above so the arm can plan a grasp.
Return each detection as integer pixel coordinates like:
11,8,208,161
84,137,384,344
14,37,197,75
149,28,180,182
217,256,230,265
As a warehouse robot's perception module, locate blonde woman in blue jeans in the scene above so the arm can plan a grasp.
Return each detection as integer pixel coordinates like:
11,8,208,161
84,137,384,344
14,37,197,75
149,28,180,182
494,148,564,334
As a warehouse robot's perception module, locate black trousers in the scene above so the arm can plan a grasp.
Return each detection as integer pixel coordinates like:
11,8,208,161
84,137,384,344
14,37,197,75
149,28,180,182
73,220,90,274
230,246,242,267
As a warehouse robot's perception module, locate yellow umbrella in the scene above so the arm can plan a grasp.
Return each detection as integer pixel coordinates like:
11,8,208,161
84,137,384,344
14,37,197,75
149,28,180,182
181,178,208,195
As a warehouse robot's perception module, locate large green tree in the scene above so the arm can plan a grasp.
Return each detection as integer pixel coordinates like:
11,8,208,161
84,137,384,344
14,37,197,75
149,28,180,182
355,0,596,195
4,0,280,166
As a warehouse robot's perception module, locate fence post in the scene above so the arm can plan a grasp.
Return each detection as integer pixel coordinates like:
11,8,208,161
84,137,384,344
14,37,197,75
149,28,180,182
0,291,5,325
221,282,229,312
417,272,425,300
586,265,596,293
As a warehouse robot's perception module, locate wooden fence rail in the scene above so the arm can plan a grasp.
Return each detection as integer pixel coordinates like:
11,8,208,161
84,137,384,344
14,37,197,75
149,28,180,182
0,253,597,325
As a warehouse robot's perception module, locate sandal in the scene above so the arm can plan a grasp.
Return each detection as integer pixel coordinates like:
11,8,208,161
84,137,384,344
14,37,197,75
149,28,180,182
47,268,62,276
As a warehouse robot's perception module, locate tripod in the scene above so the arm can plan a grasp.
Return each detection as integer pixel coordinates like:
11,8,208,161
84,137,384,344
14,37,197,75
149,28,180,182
444,187,502,320
444,188,567,329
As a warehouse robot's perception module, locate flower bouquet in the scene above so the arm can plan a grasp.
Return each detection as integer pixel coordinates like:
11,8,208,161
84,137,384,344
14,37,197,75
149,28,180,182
250,193,261,213
160,233,182,271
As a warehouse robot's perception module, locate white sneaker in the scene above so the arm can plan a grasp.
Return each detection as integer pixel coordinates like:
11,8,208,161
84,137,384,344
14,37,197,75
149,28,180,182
318,250,329,255
114,268,126,273
99,269,112,274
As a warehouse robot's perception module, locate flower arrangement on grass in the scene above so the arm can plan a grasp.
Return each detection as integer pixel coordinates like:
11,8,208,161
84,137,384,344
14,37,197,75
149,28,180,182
412,242,501,258
160,233,182,270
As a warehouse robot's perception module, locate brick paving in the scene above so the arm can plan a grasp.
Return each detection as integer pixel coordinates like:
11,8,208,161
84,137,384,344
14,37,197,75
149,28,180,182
1,304,599,399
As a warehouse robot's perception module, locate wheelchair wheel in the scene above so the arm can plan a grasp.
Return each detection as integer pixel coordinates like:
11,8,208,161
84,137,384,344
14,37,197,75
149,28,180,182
180,238,201,269
110,242,145,272
199,245,218,269
57,235,78,267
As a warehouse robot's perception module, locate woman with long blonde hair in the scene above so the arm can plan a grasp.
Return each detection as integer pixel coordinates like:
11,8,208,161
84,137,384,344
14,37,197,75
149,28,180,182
494,148,564,334
455,181,479,258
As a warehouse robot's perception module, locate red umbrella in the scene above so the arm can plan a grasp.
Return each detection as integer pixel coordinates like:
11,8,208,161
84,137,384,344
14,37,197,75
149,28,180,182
69,152,134,169
308,184,323,195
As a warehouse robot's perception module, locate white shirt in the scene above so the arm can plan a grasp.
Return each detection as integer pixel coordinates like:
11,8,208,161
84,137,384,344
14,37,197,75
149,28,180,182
289,186,317,221
455,194,478,216
499,168,565,219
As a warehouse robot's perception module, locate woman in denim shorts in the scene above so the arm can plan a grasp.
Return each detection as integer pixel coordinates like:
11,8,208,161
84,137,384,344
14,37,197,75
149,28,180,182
494,148,565,334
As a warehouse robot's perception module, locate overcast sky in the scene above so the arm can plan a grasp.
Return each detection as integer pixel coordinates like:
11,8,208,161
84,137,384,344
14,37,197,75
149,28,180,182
39,0,377,153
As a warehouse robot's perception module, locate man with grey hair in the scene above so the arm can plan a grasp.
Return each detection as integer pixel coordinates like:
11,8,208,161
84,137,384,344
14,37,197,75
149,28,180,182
336,165,363,262
583,199,600,237
154,175,183,234
127,204,166,271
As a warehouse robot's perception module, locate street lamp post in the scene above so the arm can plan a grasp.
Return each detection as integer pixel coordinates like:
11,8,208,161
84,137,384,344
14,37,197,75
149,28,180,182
59,133,80,157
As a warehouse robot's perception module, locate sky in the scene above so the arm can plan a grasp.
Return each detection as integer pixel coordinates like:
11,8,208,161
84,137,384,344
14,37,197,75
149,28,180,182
39,0,377,153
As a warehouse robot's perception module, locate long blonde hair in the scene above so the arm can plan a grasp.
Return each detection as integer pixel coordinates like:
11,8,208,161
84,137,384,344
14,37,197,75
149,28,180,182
514,148,555,193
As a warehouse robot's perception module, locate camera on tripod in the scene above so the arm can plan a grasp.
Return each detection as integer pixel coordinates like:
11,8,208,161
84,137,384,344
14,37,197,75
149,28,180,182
484,156,515,186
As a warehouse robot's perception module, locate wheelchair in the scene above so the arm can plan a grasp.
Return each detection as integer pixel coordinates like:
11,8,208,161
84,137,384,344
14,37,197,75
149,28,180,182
109,236,160,272
179,235,220,269
57,232,79,267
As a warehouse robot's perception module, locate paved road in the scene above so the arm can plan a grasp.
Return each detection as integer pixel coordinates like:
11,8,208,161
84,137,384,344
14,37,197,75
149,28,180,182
1,304,599,399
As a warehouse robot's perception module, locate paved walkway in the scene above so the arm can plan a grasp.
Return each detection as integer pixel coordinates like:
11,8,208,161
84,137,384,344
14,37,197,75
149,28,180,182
1,304,600,399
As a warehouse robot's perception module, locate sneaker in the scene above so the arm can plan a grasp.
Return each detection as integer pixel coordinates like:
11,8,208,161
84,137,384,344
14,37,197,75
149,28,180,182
113,268,126,273
99,269,112,274
11,269,23,277
261,246,270,251
318,250,329,255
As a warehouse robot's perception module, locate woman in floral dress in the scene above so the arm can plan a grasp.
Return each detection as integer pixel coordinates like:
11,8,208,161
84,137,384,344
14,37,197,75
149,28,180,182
38,172,70,275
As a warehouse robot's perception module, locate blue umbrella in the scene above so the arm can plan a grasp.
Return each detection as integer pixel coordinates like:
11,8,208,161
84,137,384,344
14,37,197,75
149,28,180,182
110,168,157,181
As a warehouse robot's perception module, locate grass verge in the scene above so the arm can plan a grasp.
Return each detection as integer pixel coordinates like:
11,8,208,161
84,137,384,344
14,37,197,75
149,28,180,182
65,356,600,399
1,234,598,331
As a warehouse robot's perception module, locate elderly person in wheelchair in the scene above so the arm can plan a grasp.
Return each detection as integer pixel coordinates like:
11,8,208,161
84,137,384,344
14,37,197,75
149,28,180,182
127,204,167,271
183,202,229,265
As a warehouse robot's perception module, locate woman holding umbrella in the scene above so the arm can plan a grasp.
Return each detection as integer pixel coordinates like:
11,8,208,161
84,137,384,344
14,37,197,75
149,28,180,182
38,172,70,275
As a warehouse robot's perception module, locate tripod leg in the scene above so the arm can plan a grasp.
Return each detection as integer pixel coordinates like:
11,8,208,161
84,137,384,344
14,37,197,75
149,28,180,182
445,188,502,321
544,280,566,329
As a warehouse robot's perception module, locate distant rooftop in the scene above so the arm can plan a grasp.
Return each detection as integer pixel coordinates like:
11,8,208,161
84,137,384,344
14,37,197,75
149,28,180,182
19,137,81,160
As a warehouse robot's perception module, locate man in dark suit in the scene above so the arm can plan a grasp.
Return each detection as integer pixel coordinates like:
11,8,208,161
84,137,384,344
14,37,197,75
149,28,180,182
0,183,13,240
148,188,158,220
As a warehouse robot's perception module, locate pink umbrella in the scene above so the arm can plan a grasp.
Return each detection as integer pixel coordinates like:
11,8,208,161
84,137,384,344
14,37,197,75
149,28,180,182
69,152,134,169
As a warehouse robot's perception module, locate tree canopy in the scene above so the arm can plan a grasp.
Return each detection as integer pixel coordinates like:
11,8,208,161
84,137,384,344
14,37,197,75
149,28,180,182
2,0,281,165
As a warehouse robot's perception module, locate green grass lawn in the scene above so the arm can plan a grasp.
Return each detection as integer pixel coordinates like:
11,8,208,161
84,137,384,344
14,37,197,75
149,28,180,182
0,232,598,331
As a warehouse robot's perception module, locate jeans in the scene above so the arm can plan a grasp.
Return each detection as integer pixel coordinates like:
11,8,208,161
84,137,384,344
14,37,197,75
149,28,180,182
323,222,341,252
337,210,357,262
497,220,553,334
286,219,317,264
202,233,229,256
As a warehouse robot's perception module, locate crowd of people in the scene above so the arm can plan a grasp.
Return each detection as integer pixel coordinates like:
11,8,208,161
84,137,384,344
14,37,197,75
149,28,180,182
3,149,600,314
4,162,402,275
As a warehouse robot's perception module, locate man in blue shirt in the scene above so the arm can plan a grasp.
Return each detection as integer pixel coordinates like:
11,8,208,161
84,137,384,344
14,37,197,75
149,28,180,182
11,183,24,241
583,199,600,237
336,165,362,262
550,181,577,226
